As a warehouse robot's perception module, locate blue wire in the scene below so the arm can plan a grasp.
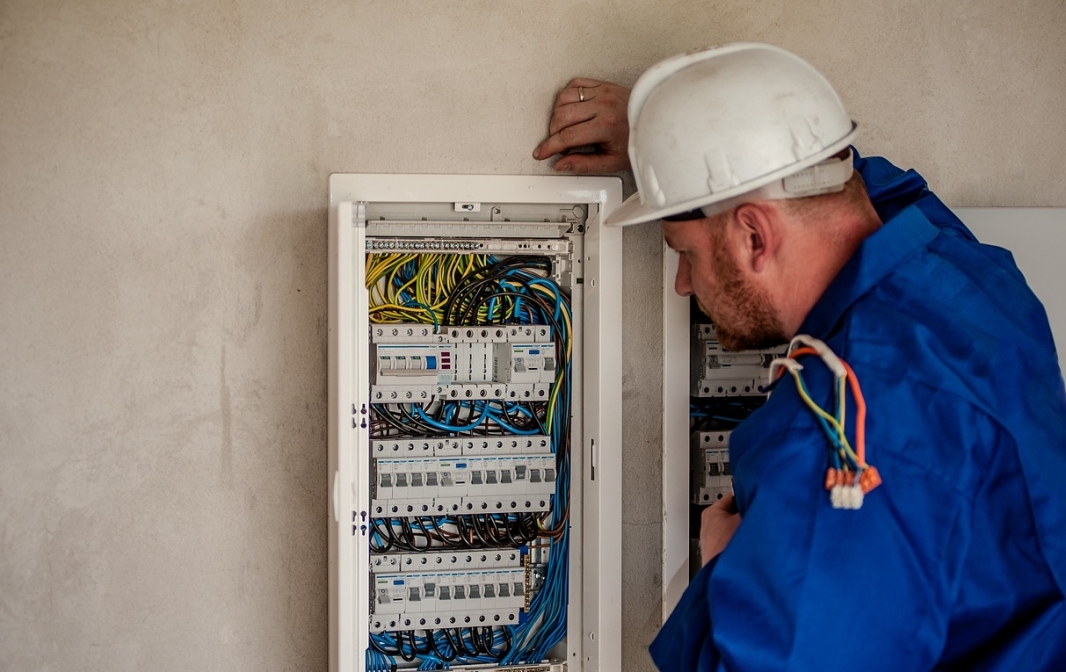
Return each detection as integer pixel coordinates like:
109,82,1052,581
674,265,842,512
413,404,487,432
372,257,577,667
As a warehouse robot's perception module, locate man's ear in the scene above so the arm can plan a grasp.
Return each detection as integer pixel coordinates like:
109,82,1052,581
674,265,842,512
732,202,777,274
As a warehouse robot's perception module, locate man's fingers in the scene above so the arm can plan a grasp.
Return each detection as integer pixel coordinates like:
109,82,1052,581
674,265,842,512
556,87,595,107
534,121,602,160
565,77,606,89
554,152,626,174
548,102,598,137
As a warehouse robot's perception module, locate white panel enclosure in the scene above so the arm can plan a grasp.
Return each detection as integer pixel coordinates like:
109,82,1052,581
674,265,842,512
329,175,623,671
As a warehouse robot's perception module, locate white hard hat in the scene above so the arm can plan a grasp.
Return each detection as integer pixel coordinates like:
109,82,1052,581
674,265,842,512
605,43,858,227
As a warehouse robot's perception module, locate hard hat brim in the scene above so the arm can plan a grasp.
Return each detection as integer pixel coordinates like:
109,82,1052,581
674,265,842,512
603,190,672,228
604,125,857,228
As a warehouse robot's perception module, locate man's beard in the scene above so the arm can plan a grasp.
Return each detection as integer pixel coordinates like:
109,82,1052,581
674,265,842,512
697,243,788,352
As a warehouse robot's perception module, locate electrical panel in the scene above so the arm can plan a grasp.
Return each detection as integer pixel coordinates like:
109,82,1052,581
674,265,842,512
329,174,622,672
687,317,784,579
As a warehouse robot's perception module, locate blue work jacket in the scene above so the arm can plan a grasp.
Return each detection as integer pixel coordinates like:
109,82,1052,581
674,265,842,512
650,153,1066,671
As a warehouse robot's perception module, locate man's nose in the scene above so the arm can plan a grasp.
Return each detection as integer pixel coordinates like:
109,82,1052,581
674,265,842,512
675,254,694,297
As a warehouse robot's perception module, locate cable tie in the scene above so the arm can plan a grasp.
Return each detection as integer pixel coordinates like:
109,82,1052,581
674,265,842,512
787,334,847,378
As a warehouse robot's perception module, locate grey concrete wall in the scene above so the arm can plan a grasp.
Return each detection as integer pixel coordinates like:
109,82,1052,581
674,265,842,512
2,1,1063,670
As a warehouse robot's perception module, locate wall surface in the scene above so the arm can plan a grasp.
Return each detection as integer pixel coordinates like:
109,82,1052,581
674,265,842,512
2,1,1064,671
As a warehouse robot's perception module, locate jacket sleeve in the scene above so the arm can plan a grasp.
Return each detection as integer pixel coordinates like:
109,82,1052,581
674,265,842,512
652,383,977,671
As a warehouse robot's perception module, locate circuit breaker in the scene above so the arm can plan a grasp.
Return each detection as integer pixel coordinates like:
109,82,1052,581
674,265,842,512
329,174,622,672
690,324,778,397
690,430,732,505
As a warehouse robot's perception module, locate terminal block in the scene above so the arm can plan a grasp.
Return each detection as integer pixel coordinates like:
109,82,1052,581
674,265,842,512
691,324,781,397
691,430,732,504
372,435,552,458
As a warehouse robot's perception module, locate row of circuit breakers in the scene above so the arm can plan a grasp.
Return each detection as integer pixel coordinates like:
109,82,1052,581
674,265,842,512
370,549,534,633
368,320,560,638
371,324,558,520
690,323,783,506
371,324,556,402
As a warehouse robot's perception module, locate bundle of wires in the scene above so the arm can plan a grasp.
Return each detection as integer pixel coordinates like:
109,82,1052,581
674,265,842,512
689,398,766,433
368,627,514,670
365,252,574,668
368,514,541,552
770,336,881,510
371,400,547,438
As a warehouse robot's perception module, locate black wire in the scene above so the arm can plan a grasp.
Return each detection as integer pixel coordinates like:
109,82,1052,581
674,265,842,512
476,627,491,655
408,517,432,549
442,628,461,658
371,520,397,552
380,519,416,552
465,627,486,656
399,518,421,551
500,517,517,545
453,628,478,657
466,516,490,547
393,404,439,436
395,631,415,662
454,516,472,546
441,257,554,327
409,630,432,655
370,404,413,437
430,517,462,548
431,630,456,662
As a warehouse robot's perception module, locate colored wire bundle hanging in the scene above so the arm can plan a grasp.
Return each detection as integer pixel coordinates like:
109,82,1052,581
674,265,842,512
364,252,575,667
770,335,882,510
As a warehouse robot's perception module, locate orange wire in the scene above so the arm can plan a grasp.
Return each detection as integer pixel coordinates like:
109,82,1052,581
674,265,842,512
775,346,821,379
841,360,866,467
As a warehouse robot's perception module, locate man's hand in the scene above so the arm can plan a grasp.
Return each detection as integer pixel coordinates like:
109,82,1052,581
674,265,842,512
700,493,741,566
532,78,631,174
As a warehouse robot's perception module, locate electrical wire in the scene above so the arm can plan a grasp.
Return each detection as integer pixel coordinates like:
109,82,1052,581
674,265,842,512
364,252,575,667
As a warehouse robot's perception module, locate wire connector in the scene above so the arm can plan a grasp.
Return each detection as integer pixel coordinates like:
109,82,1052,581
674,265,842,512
858,466,882,494
829,483,865,510
824,467,879,509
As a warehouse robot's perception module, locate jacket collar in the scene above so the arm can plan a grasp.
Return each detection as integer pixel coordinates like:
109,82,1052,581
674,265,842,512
798,204,939,339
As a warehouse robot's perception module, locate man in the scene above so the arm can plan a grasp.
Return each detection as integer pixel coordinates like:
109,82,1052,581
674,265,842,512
535,43,1066,670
